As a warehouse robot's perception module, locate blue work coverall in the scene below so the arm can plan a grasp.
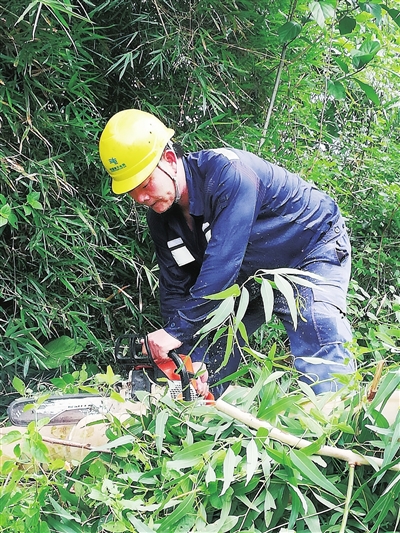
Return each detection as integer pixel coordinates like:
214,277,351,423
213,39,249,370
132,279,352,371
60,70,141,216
147,148,355,397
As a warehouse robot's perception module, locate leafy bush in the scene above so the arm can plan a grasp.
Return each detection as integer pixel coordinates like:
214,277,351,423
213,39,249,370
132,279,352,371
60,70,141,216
1,366,399,532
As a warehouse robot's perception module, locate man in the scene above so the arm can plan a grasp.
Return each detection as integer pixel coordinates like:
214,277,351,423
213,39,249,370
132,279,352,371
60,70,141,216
99,109,355,398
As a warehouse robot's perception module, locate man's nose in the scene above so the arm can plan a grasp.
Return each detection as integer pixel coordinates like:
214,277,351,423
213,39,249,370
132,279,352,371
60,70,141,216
136,191,149,203
129,189,149,204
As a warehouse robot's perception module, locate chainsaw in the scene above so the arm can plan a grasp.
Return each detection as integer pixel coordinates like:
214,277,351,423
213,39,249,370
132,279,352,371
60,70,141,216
7,334,213,427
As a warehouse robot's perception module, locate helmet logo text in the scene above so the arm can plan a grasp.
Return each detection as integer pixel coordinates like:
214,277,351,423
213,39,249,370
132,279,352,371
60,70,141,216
108,157,127,173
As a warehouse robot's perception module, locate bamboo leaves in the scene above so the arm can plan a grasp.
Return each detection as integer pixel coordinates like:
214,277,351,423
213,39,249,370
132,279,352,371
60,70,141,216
201,269,321,337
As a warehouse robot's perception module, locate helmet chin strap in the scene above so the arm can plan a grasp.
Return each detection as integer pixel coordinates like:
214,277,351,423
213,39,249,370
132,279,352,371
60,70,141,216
157,165,181,203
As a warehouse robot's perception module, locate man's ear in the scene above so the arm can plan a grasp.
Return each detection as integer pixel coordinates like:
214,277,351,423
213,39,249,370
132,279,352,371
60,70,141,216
163,148,177,165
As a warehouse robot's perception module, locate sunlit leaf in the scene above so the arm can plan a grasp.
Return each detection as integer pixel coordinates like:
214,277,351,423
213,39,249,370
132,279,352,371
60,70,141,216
198,296,235,334
155,410,169,456
274,274,297,330
12,375,26,396
205,464,216,485
246,439,259,485
204,284,241,300
261,278,274,323
220,447,237,496
235,286,249,327
359,2,382,24
309,0,336,28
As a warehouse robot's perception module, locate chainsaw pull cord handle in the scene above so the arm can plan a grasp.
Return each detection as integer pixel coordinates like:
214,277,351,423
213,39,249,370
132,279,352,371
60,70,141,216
144,336,192,401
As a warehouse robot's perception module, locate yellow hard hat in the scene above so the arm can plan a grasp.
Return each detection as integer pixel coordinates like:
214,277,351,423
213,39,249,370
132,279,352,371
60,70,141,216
99,109,175,194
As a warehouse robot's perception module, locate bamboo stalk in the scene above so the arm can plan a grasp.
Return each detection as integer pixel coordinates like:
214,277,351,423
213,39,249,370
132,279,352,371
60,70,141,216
214,399,400,472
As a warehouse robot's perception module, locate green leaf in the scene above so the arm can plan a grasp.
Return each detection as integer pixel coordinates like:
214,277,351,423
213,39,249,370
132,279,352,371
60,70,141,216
360,2,382,24
172,440,215,461
277,21,302,43
261,278,274,323
290,449,343,497
383,6,400,28
258,394,303,421
309,0,336,28
0,430,23,446
204,284,240,300
155,410,169,456
157,493,196,533
303,495,322,533
26,192,43,210
46,517,82,533
12,375,26,395
220,447,237,496
246,439,259,485
127,514,156,533
95,365,120,386
338,15,357,34
380,410,400,470
29,438,49,463
300,435,327,456
327,80,346,100
44,336,86,368
89,459,108,479
274,274,297,330
0,203,12,222
198,296,235,334
351,40,381,69
235,286,249,327
49,496,82,524
354,78,380,105
39,521,51,533
367,369,400,413
205,464,216,485
102,521,128,532
95,435,136,451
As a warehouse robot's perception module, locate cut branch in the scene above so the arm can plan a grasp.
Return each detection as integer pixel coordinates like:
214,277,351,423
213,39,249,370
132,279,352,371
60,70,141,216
215,399,400,472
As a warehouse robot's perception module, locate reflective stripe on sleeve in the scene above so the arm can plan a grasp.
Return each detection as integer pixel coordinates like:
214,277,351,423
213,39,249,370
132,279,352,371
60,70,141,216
167,238,196,266
202,222,211,242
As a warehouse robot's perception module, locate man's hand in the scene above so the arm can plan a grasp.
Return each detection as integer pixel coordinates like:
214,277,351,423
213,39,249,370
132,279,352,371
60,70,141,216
192,361,209,397
145,330,210,398
145,329,182,363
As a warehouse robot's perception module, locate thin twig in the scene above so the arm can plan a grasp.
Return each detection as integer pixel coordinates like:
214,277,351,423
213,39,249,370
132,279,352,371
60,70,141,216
258,43,288,152
41,436,93,450
258,0,298,152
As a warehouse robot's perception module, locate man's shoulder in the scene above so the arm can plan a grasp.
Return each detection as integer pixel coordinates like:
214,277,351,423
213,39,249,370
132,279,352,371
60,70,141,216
188,148,241,165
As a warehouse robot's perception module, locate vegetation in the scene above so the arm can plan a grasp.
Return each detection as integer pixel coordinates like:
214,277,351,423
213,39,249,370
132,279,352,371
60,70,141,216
0,0,399,531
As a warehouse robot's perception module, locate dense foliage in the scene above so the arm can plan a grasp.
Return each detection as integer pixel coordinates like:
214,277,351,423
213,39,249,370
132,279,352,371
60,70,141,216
0,0,399,531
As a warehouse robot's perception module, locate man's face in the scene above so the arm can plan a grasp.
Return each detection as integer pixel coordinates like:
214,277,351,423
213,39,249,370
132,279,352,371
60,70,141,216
128,163,175,213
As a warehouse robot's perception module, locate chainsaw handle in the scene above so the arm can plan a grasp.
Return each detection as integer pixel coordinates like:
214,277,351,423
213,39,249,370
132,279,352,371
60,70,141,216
143,337,192,401
167,350,192,402
169,351,215,403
